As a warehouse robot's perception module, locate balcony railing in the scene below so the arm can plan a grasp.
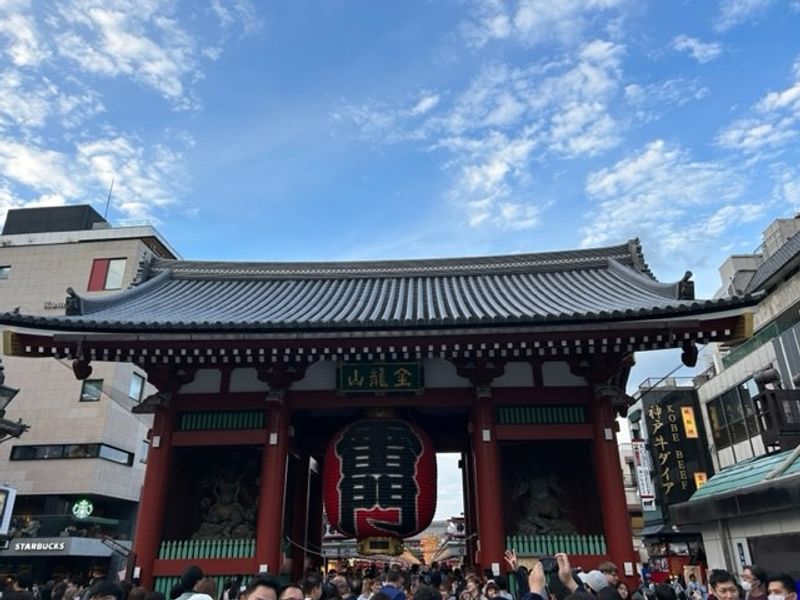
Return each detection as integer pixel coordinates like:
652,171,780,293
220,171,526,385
6,514,131,540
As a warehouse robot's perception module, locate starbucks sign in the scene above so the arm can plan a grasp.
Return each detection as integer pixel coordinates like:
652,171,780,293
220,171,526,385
72,499,93,519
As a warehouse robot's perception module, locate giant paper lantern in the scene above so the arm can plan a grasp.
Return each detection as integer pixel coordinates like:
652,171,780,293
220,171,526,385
324,418,437,540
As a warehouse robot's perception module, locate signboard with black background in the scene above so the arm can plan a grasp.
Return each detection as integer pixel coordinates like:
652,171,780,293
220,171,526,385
641,387,714,518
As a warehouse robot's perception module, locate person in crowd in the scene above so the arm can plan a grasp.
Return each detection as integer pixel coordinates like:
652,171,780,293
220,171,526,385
278,584,303,600
709,570,741,600
740,567,767,600
379,571,406,600
332,577,355,600
3,575,34,600
459,575,485,600
577,572,609,595
654,585,676,600
765,574,797,600
242,577,281,600
358,579,373,600
87,583,124,600
191,578,216,600
301,575,322,600
438,583,454,600
128,586,147,600
482,583,498,600
414,587,440,600
492,578,511,600
144,593,165,600
616,583,630,600
598,564,619,588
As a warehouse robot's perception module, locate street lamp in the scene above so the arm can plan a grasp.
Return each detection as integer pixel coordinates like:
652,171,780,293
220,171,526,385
0,360,28,443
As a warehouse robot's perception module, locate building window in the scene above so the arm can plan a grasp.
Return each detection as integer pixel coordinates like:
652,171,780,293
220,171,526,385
129,373,145,402
139,439,149,463
0,265,10,279
10,443,133,466
80,379,103,402
707,378,762,451
87,258,126,291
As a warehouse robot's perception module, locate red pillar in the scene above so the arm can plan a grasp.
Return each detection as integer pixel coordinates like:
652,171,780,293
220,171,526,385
470,395,505,575
256,397,290,574
591,396,638,577
132,407,174,588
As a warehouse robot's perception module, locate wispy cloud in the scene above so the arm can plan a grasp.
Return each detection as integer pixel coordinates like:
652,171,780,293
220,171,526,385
0,0,49,66
717,56,800,154
624,78,709,123
672,35,722,63
581,140,763,267
0,133,189,224
461,0,626,48
714,0,776,32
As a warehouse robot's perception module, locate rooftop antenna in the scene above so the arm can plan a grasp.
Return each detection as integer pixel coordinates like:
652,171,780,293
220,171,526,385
104,178,115,219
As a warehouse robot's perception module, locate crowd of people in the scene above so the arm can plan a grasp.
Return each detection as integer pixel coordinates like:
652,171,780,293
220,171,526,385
0,555,796,600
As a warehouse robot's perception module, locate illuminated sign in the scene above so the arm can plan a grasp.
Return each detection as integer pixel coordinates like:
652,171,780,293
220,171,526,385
13,541,66,552
72,499,94,519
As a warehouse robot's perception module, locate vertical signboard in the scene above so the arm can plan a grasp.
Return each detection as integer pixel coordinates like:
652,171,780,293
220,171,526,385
632,441,657,512
642,389,713,510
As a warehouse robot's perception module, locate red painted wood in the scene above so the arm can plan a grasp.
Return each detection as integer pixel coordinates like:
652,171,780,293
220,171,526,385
255,401,289,574
470,397,505,573
496,424,594,440
171,429,267,447
590,397,639,585
132,409,175,588
153,558,256,576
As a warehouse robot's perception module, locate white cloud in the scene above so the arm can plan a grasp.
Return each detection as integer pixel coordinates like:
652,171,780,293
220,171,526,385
0,0,49,66
672,35,722,64
582,140,751,263
53,0,201,109
210,0,263,35
717,60,800,155
411,94,441,116
462,0,626,48
624,79,709,123
714,0,776,32
0,133,187,224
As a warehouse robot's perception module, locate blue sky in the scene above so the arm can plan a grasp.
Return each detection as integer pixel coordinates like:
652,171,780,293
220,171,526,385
2,1,800,518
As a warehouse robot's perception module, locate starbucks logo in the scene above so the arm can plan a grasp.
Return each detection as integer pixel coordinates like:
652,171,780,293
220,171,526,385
72,499,93,519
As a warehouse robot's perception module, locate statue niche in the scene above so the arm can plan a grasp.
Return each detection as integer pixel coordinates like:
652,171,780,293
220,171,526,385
192,452,258,539
509,465,577,535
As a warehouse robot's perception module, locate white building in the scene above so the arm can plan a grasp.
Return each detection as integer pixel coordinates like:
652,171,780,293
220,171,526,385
671,216,800,579
0,205,178,582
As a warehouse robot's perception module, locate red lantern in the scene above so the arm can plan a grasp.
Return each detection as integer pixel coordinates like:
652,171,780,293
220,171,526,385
323,418,437,539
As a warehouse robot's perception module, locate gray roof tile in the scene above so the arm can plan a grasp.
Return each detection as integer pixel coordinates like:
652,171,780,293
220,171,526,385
0,240,755,333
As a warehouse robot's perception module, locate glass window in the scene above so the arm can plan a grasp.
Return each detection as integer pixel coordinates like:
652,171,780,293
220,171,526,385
0,266,10,279
87,258,127,291
105,259,126,289
98,444,133,465
128,373,145,402
80,379,103,402
707,397,732,450
139,439,149,463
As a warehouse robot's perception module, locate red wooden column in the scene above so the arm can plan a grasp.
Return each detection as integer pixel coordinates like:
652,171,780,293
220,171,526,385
470,393,505,575
132,406,174,588
590,395,638,576
256,394,290,574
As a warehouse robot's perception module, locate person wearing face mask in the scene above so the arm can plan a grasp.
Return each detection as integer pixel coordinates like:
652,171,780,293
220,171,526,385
765,574,797,600
741,567,767,600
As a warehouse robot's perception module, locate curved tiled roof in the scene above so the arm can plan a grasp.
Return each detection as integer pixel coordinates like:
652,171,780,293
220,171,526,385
0,240,754,333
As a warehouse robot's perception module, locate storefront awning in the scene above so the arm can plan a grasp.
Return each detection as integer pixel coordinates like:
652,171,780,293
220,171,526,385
671,449,800,525
0,537,131,557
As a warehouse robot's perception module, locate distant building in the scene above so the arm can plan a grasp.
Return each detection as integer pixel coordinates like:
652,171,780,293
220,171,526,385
0,205,178,582
668,216,800,579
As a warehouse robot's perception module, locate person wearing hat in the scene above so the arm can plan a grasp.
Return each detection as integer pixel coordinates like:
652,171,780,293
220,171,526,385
578,572,610,595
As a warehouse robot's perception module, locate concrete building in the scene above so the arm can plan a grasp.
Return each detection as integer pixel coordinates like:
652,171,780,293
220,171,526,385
669,216,800,580
0,205,178,582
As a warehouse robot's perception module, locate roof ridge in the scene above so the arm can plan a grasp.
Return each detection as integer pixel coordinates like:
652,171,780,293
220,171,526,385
147,240,642,281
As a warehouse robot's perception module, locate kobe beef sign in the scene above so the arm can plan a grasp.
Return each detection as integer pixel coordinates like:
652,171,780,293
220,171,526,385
338,362,423,394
